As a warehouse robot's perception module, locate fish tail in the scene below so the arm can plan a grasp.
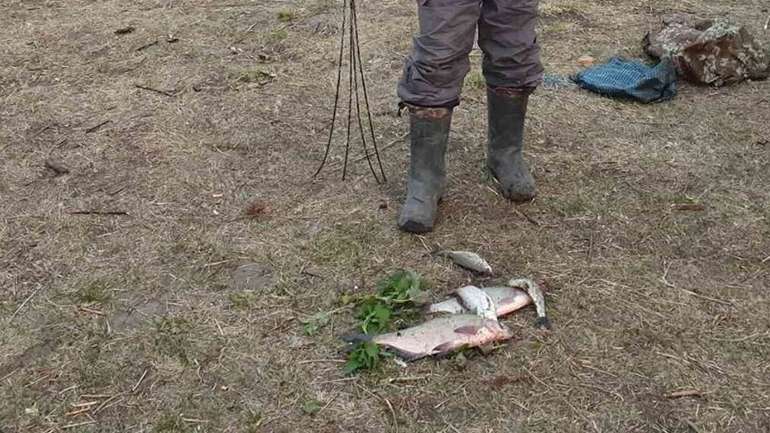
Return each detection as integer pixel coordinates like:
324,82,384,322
340,333,373,345
534,316,552,330
428,241,447,256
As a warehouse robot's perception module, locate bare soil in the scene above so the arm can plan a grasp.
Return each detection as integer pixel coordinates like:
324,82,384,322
1,1,769,432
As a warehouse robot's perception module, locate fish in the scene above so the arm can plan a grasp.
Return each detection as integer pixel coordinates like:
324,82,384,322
455,285,497,320
508,278,550,329
427,285,533,318
435,250,493,274
344,314,514,361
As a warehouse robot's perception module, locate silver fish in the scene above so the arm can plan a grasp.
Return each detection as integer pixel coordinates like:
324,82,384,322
435,250,493,274
508,278,550,329
455,285,497,321
362,315,514,361
427,286,532,318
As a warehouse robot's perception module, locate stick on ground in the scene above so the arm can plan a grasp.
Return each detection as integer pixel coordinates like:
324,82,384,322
134,84,176,97
10,284,42,321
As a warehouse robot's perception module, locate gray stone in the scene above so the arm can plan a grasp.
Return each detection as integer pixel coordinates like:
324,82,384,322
645,14,769,86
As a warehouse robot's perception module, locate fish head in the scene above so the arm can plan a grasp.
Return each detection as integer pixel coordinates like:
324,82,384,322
456,286,497,319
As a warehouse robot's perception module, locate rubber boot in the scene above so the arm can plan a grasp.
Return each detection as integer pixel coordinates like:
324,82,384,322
397,106,452,234
486,87,537,202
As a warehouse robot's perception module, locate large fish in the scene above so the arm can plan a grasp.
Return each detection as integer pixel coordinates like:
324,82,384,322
345,314,514,361
428,285,533,317
434,250,493,275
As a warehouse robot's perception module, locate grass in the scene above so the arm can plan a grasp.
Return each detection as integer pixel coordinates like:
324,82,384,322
464,70,486,90
153,316,194,364
72,279,112,304
1,0,769,432
277,10,298,23
228,290,259,310
154,413,185,433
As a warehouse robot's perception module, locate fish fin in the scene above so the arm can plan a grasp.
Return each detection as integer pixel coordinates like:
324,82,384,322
429,243,445,256
507,278,535,289
534,317,552,330
454,325,481,335
340,333,373,344
432,342,457,356
426,297,466,315
386,348,424,362
422,303,435,315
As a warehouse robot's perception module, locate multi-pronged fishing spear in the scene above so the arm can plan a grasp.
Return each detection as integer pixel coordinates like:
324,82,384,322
313,0,387,183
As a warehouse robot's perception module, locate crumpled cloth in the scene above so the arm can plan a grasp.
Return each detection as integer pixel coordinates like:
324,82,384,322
572,57,678,103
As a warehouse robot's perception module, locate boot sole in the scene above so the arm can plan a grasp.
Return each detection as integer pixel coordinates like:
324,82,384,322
486,165,536,203
398,220,432,234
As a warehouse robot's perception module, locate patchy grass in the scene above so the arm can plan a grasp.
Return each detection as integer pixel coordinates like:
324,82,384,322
277,10,298,23
1,0,769,432
72,278,112,304
153,316,194,364
153,413,185,433
228,290,258,310
464,70,486,90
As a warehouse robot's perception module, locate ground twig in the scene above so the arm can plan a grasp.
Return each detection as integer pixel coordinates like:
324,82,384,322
85,120,111,134
10,284,42,321
68,211,129,216
135,40,158,51
134,84,176,97
356,383,398,433
665,389,705,399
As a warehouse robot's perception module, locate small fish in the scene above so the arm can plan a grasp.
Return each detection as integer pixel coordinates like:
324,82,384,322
435,250,493,274
455,285,497,321
508,278,550,329
427,286,532,318
344,314,513,361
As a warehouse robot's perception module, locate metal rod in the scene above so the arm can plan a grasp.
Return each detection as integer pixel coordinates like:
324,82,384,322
313,0,348,178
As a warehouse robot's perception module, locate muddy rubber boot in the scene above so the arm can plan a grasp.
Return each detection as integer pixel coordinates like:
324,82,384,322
486,87,537,202
398,106,452,234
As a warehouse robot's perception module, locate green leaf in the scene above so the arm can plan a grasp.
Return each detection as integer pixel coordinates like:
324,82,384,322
344,342,381,375
301,312,330,336
376,269,426,305
364,341,380,358
358,299,392,334
302,400,322,415
343,358,361,375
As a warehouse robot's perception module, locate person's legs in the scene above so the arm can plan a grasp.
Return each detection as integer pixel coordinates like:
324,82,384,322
397,0,482,108
478,0,542,90
478,0,543,202
396,0,481,233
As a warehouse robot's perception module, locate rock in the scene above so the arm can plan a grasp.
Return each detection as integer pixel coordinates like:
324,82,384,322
231,263,274,292
44,158,69,176
644,14,769,86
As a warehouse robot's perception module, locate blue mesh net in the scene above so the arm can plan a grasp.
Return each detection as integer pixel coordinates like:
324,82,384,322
572,57,678,103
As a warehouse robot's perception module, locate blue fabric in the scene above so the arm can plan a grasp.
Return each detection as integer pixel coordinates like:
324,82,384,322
572,57,678,103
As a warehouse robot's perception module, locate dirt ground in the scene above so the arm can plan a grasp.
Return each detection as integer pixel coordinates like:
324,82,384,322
1,0,769,432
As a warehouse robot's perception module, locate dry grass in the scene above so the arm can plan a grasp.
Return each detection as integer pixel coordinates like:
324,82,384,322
1,0,769,432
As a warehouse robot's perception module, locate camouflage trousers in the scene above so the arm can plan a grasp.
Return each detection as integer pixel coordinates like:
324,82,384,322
397,0,544,108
